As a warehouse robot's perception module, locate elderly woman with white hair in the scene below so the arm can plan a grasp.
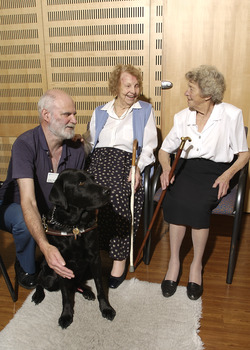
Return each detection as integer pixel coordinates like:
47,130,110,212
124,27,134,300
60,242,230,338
159,65,249,300
85,64,157,289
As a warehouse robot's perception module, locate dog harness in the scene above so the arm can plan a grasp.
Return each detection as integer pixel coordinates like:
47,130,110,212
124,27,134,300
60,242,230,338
42,207,98,240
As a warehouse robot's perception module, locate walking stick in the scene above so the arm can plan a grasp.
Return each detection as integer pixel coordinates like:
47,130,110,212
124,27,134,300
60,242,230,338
133,136,192,269
129,139,138,273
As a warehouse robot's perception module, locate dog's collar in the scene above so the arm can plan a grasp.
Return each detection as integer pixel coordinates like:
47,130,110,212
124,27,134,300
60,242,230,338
42,207,98,240
43,223,98,239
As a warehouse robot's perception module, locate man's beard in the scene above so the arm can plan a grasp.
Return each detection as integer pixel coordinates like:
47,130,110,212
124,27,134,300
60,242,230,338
49,120,75,140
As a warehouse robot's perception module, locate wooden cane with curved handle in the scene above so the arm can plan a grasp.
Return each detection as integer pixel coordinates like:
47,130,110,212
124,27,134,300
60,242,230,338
132,136,191,270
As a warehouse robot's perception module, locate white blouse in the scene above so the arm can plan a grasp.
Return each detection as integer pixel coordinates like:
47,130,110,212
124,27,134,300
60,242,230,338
88,99,158,172
161,102,248,163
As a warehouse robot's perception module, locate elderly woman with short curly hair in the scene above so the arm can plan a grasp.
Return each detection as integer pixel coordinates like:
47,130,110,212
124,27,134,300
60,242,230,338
159,65,249,300
85,64,157,289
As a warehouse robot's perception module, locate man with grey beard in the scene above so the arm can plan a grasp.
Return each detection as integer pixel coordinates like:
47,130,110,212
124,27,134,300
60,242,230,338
0,90,85,289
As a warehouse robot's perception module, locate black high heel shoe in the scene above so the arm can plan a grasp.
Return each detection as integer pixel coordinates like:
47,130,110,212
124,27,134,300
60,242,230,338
187,282,203,300
187,270,203,300
161,280,178,298
161,266,182,298
109,269,127,289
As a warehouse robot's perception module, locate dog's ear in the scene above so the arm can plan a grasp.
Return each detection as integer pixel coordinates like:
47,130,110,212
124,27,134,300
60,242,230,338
49,176,68,210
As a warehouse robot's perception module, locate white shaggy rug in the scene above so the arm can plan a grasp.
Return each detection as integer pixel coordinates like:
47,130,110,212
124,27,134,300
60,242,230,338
0,278,203,350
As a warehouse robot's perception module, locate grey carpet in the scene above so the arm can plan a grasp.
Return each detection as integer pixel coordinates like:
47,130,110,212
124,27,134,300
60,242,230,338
0,278,203,350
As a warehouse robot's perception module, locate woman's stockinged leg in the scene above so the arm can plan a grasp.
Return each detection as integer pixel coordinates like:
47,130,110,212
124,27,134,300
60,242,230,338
164,224,186,281
109,259,127,289
111,259,126,277
189,228,209,285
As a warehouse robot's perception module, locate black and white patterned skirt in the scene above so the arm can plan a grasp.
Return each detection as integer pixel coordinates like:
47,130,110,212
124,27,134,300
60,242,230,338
85,147,144,260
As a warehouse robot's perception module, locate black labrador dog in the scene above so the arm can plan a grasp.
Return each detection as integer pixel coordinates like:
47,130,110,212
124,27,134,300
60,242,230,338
32,169,116,328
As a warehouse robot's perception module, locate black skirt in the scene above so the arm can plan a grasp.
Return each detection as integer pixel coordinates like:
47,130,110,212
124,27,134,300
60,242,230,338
163,158,233,229
85,147,144,260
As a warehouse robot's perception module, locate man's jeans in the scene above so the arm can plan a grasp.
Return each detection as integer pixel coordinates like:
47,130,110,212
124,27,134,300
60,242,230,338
0,200,36,274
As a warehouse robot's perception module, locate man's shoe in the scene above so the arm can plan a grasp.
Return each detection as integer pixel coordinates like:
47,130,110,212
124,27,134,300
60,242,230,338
161,280,178,297
109,269,126,289
187,282,203,300
15,259,37,290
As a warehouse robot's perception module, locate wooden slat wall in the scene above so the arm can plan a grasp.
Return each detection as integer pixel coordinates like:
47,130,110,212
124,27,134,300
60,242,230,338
0,0,47,136
148,1,163,127
0,137,17,180
161,0,250,212
42,0,151,131
0,0,163,180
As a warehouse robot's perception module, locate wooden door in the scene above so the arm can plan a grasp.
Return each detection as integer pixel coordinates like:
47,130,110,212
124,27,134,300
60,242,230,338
161,0,250,211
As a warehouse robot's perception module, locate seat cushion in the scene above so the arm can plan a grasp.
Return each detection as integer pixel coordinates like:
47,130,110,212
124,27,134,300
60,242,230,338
154,185,237,216
212,185,237,215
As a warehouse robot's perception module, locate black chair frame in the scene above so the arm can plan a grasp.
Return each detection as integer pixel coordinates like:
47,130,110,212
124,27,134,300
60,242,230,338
0,181,17,301
0,254,17,302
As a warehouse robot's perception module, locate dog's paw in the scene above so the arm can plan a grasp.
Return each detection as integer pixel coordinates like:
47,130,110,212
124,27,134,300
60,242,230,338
32,286,45,305
101,306,116,321
77,287,95,301
59,314,73,329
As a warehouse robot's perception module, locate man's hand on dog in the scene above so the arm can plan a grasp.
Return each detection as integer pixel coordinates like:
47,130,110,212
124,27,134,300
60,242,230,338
44,244,75,279
72,134,84,143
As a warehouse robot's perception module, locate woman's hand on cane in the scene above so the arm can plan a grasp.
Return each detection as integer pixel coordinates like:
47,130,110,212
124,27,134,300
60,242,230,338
128,166,141,191
160,170,169,189
159,149,174,190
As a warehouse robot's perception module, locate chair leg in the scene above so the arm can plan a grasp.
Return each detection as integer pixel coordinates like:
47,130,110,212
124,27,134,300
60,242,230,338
143,202,151,265
0,255,17,302
143,198,155,265
142,168,151,265
143,235,151,265
226,211,242,284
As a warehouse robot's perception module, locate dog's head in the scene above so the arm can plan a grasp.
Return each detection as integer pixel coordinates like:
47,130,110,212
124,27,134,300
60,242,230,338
49,169,110,212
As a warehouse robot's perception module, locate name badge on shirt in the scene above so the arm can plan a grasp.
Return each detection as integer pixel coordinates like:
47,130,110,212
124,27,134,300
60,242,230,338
47,172,59,183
